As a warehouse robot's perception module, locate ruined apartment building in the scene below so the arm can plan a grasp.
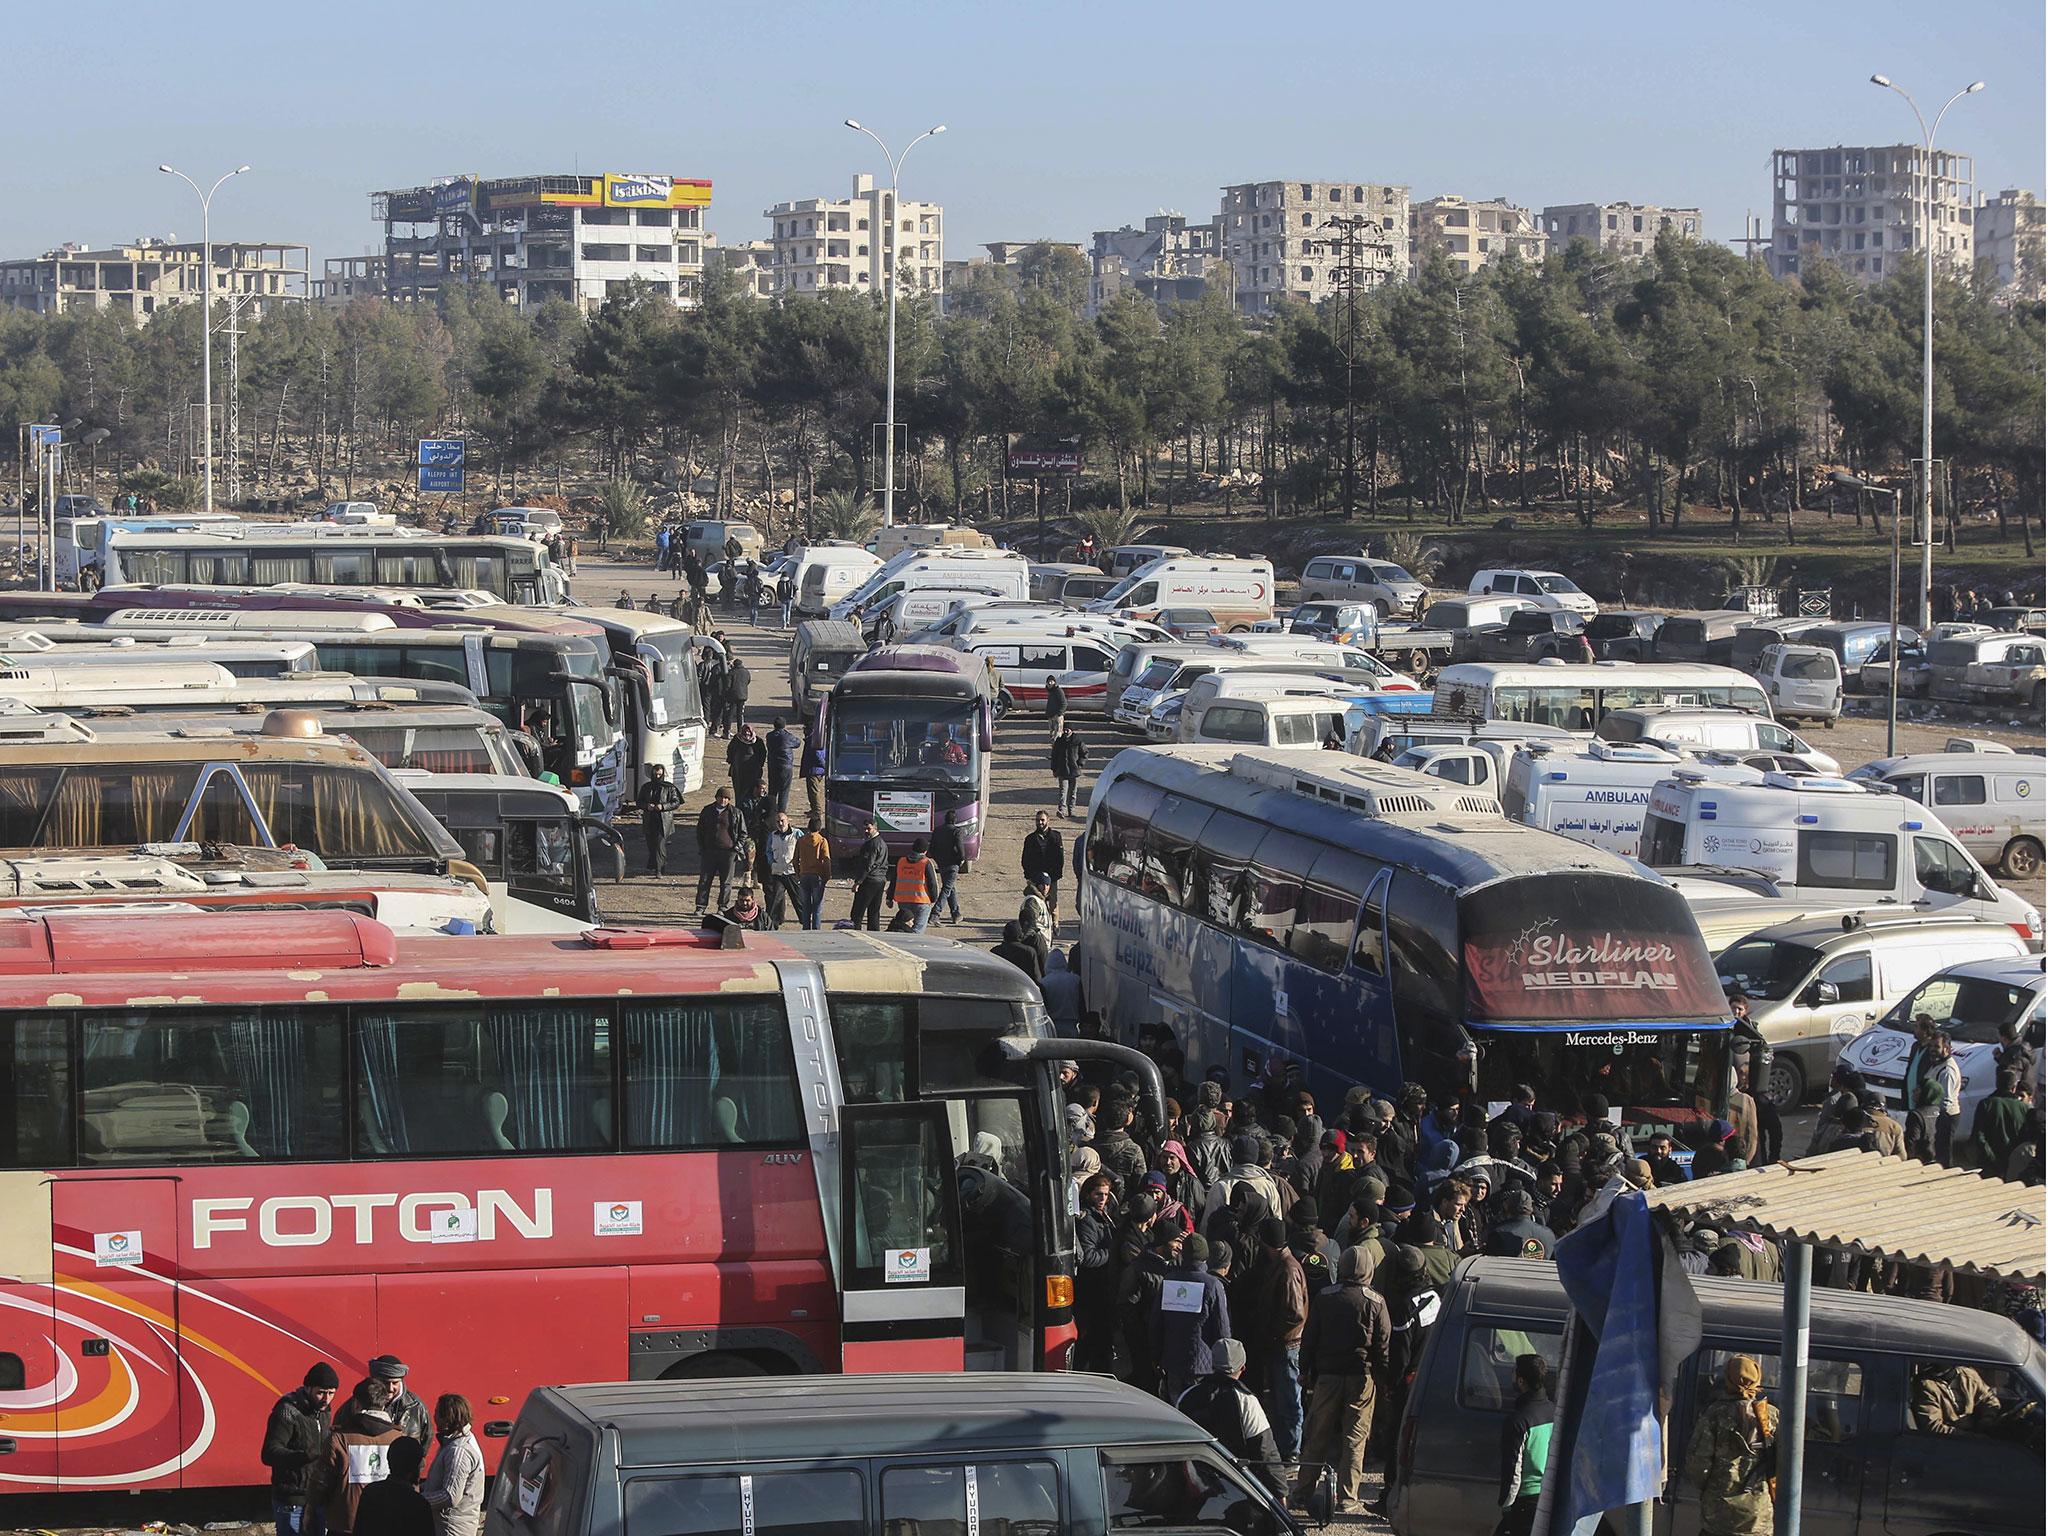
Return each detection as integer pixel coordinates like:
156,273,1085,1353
1973,188,2043,304
1540,201,1702,258
1221,180,1410,317
0,238,308,317
1089,213,1223,316
1408,195,1548,275
1767,144,1974,285
764,174,944,300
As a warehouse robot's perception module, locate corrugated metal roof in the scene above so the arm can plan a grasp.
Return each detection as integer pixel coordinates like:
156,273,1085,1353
1643,1149,2047,1285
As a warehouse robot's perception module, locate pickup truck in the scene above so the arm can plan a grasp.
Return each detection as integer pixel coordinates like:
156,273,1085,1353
1961,638,2045,711
1455,607,1593,664
1256,601,1455,678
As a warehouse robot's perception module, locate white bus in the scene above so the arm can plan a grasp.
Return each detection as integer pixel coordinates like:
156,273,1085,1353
576,609,708,794
101,526,567,605
1431,661,1771,732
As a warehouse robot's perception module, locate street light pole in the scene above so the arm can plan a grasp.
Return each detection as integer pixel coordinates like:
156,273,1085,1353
1833,472,1904,756
158,163,250,514
1868,75,1984,630
844,120,946,529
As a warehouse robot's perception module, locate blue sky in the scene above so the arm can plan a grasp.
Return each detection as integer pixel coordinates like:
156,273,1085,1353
7,0,2042,267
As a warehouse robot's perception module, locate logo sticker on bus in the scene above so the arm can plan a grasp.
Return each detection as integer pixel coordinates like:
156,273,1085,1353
93,1229,142,1266
886,1247,931,1283
593,1200,644,1237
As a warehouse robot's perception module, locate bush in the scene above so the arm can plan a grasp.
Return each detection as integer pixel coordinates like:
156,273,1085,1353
119,467,197,510
598,480,648,539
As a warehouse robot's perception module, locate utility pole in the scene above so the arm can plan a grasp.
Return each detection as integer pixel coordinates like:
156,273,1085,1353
1321,215,1394,520
223,294,247,506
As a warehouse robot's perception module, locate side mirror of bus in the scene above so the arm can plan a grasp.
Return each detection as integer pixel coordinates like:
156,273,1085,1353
483,1421,513,1439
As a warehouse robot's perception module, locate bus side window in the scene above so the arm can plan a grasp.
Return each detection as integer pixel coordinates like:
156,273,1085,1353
1245,830,1317,952
1148,793,1215,915
1190,812,1263,933
1291,850,1375,975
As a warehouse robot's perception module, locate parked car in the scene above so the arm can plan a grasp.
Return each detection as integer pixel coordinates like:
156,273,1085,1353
1961,639,2045,712
1596,705,1841,774
1584,608,1665,661
1389,1257,2044,1536
1855,637,1931,697
1155,607,1222,639
1984,605,2048,635
1654,609,1753,664
1299,553,1429,617
1930,632,2045,704
1839,953,2047,1133
1730,617,1827,676
1756,642,1844,725
1854,749,2048,879
1466,566,1597,618
1459,608,1592,663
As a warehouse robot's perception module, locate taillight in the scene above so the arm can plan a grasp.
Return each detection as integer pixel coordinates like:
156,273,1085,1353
1044,1274,1074,1310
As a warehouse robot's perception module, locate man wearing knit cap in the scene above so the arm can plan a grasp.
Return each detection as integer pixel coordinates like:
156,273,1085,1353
1152,1231,1232,1402
263,1363,339,1536
1176,1337,1288,1498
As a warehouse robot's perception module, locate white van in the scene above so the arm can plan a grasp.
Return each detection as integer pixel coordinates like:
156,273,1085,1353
1852,751,2047,879
1028,562,1098,602
1177,672,1362,742
1091,557,1276,629
1496,740,1756,856
1756,642,1843,724
956,631,1121,711
830,547,1031,621
1639,767,2042,936
861,585,1006,643
1596,706,1841,774
1715,912,2030,1109
1182,685,1356,749
1417,594,1540,634
1839,953,2047,1130
1467,567,1598,618
1112,642,1230,728
1206,634,1420,691
869,521,995,560
1106,543,1191,579
1298,554,1430,617
792,545,883,615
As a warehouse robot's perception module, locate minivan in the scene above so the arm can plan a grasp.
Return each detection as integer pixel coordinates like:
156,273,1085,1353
788,619,869,712
485,1374,1329,1536
832,548,1032,622
1714,910,2030,1108
1854,751,2047,879
1028,561,1098,602
1596,706,1840,774
1183,687,1355,749
683,519,766,563
1298,554,1428,617
1756,642,1843,725
1105,542,1191,578
1417,595,1538,634
1656,609,1753,665
1389,1257,2043,1536
1467,567,1597,618
792,546,884,616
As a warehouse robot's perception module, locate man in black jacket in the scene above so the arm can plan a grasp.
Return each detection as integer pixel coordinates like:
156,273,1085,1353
639,764,684,876
263,1361,340,1535
929,818,966,924
1298,1245,1392,1514
694,787,742,917
1176,1338,1288,1498
1051,721,1088,817
764,717,800,813
1043,674,1067,736
698,646,728,739
850,816,890,931
724,655,752,733
1022,810,1065,929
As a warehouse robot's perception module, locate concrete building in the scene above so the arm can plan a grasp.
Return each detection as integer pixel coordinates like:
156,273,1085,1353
1408,195,1547,274
1221,181,1409,316
373,173,712,312
0,237,308,318
1766,145,1973,285
1089,213,1223,316
1540,201,1702,258
1974,188,2044,304
764,174,944,300
705,237,777,300
315,255,387,306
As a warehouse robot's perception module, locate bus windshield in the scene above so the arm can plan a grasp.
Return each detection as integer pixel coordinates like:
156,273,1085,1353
1474,1022,1729,1112
643,630,703,727
831,698,978,784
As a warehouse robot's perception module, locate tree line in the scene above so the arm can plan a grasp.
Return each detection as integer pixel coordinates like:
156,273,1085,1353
0,231,2038,542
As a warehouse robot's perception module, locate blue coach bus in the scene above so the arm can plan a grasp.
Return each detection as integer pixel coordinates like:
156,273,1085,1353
1078,745,1733,1124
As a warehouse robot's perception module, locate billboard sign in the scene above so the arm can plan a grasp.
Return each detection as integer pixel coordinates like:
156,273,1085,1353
434,179,475,216
418,439,465,468
1006,438,1084,477
604,173,673,207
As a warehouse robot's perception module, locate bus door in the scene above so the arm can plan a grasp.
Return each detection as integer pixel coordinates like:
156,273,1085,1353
838,1102,967,1374
47,1175,186,1488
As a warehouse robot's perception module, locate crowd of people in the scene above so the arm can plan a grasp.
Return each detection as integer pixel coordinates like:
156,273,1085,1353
262,1354,482,1536
1052,1013,2043,1520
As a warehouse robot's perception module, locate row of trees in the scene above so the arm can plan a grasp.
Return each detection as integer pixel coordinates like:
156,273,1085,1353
0,233,2038,539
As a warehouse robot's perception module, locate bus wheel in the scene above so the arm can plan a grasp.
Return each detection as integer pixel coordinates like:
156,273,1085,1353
2002,836,2043,880
660,1350,782,1380
1764,1054,1805,1113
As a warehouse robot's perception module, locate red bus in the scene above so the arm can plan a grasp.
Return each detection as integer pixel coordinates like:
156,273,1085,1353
0,911,1142,1493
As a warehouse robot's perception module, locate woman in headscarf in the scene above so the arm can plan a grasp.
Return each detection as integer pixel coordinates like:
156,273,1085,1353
1072,1170,1120,1373
1682,1354,1777,1535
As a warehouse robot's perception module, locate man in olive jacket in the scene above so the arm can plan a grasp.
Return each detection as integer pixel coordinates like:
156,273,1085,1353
1298,1245,1392,1514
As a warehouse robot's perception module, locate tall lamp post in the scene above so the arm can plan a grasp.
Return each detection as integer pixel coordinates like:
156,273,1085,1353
158,163,250,514
1832,471,1904,756
1868,74,1984,630
843,119,945,529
